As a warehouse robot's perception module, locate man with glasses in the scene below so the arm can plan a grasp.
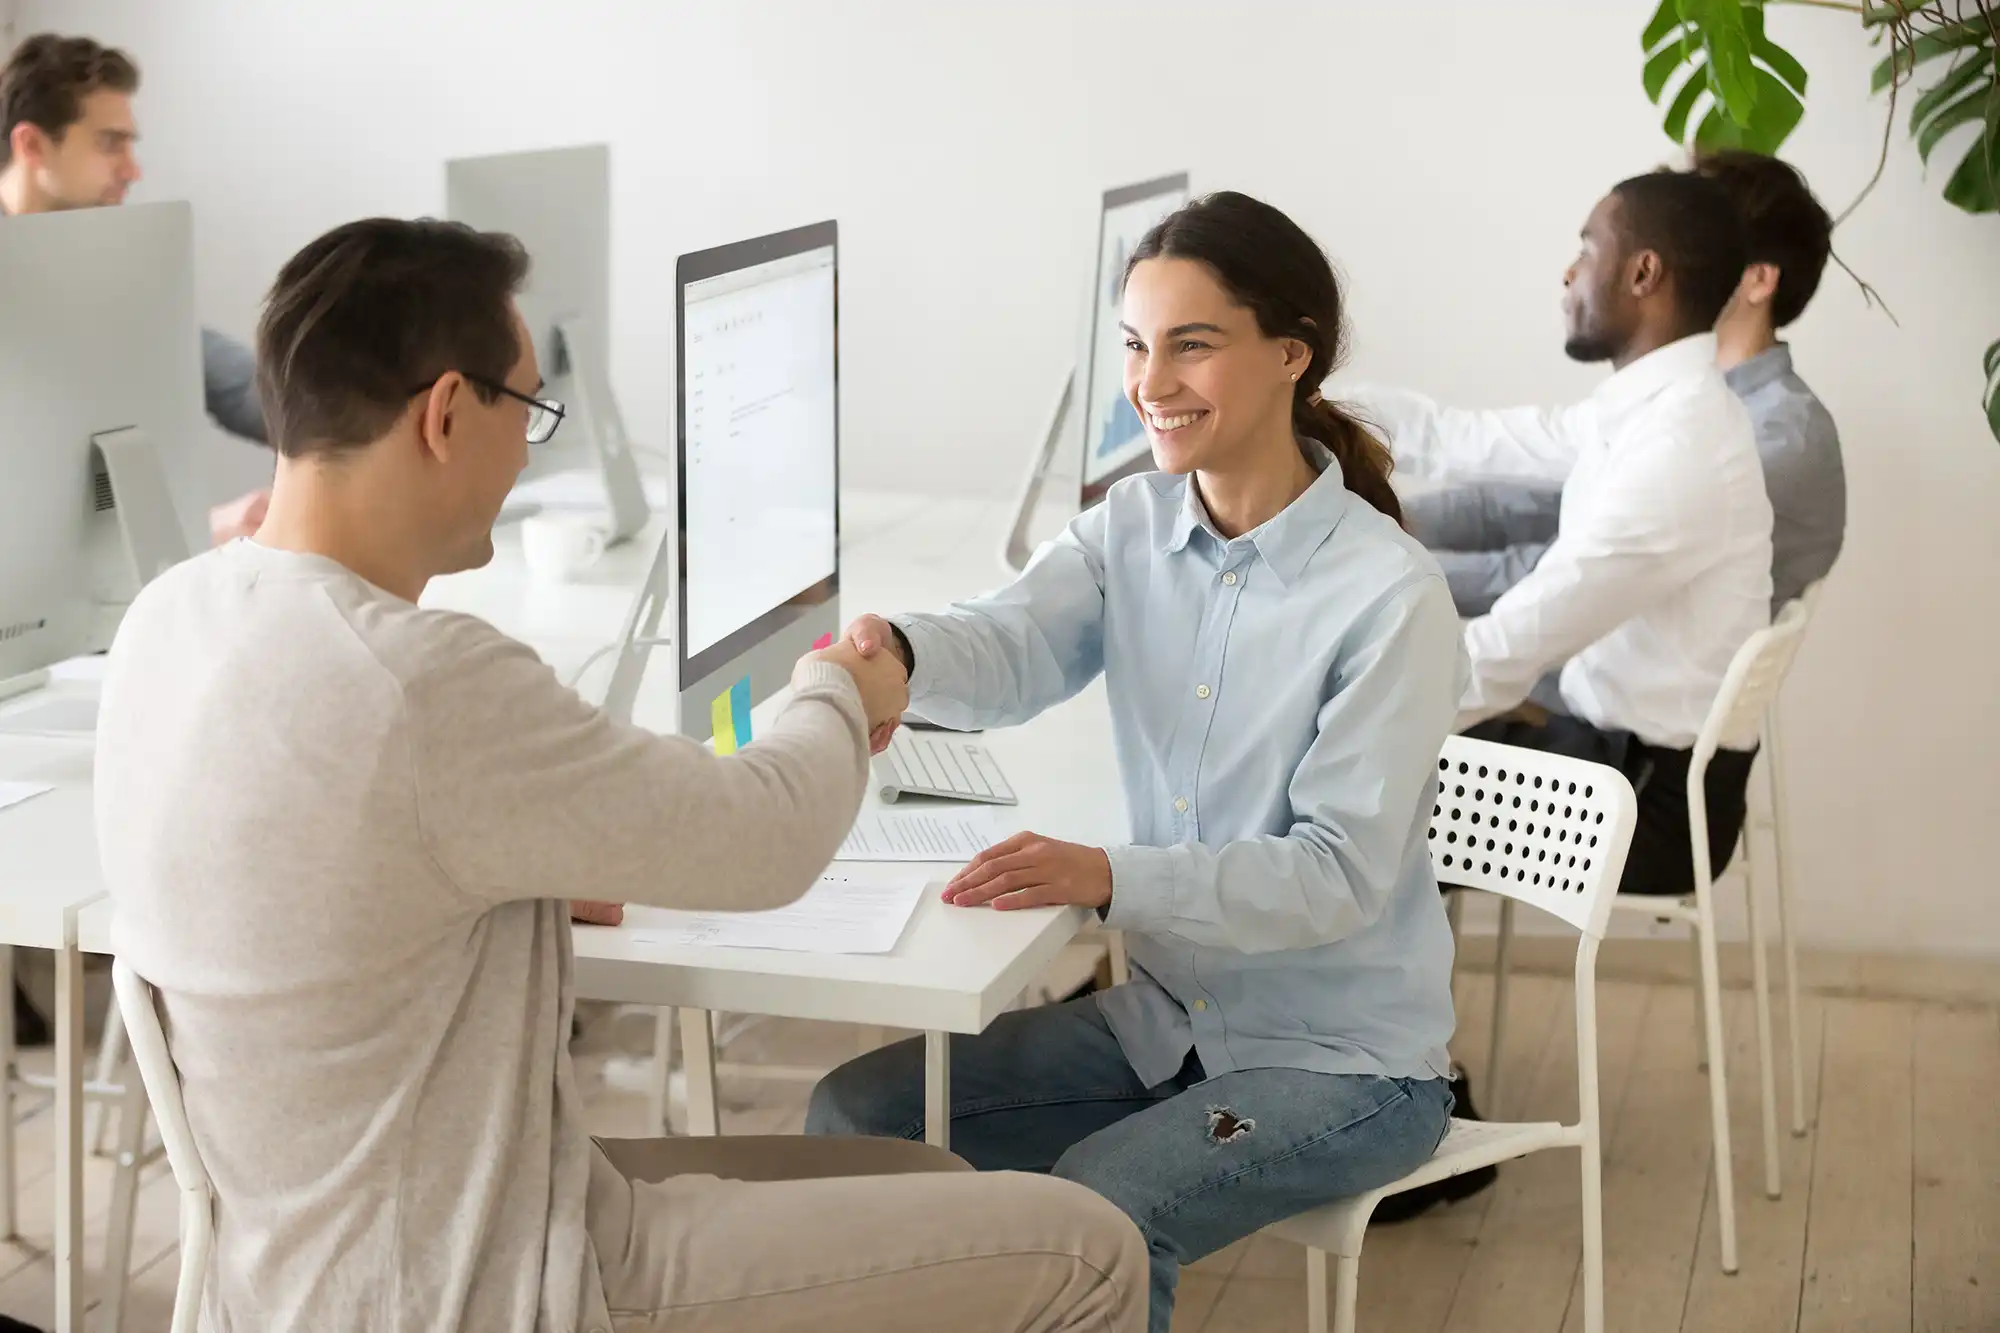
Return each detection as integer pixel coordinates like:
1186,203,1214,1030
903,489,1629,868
92,216,1147,1333
0,32,275,543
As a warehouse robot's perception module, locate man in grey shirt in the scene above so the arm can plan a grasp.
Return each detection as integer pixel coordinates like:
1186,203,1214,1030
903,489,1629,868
1406,150,1845,619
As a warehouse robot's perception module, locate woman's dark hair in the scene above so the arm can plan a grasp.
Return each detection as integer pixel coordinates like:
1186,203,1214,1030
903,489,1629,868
1124,191,1401,526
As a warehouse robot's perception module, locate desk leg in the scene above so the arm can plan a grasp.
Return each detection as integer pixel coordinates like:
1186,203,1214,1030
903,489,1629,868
55,944,84,1333
924,1031,950,1150
678,1009,720,1137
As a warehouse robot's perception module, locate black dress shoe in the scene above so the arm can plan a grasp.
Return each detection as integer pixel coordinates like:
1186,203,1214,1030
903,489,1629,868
0,1314,49,1332
1370,1068,1498,1224
11,983,47,1049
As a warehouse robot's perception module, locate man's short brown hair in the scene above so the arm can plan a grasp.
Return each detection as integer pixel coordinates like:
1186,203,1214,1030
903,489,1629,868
256,218,532,459
0,34,140,171
1691,149,1834,328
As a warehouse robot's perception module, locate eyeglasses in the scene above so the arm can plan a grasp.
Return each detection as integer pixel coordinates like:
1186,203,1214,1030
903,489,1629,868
406,375,567,445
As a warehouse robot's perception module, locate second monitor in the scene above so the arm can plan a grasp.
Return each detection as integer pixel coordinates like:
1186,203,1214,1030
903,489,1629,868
602,221,840,740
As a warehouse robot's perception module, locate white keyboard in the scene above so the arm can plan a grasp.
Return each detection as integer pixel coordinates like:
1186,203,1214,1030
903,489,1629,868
874,730,1018,806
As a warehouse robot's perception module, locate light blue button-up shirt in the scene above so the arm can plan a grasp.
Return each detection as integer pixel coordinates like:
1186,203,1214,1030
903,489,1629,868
895,447,1468,1088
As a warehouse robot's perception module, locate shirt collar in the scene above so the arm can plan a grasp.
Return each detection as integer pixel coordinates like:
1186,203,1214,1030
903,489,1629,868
1722,342,1793,396
1161,440,1354,587
1591,333,1718,429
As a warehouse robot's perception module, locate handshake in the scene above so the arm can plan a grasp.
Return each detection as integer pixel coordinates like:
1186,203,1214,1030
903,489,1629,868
803,613,909,755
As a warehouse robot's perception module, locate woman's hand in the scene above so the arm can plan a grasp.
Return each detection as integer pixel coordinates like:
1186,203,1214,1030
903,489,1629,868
842,614,909,753
570,901,625,926
943,832,1112,911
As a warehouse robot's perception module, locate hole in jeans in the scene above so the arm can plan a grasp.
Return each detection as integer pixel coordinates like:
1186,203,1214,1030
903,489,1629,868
1205,1106,1256,1144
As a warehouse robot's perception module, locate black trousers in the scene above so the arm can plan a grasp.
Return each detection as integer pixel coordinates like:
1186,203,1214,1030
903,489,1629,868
1461,713,1757,897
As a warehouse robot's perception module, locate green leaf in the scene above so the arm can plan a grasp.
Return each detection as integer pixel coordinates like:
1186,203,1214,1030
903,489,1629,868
1910,57,1991,137
1645,39,1689,103
1695,69,1805,154
1872,20,1989,93
1681,0,1761,124
1915,80,1993,164
1985,338,2000,445
1942,131,2000,213
1986,67,2000,206
1664,65,1711,143
1642,0,1684,53
1752,31,1809,97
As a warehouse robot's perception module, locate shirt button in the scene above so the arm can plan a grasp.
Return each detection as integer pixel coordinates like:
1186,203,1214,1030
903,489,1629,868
1221,571,1238,586
1192,999,1209,1012
1174,796,1189,813
1195,684,1212,700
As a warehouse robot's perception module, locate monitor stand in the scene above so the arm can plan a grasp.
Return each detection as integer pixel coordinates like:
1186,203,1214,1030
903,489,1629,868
555,316,651,546
87,427,193,647
600,514,674,728
998,368,1076,575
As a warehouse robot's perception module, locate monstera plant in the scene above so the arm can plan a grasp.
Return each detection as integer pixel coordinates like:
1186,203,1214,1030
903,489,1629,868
1639,0,1998,441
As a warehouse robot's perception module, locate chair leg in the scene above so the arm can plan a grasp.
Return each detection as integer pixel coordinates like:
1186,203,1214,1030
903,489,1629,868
88,1004,129,1158
1746,858,1781,1200
0,947,15,1241
1487,898,1515,1118
1767,742,1808,1137
1689,925,1709,1073
1306,1246,1327,1333
646,1007,675,1135
678,1009,720,1136
99,1047,152,1333
1580,1139,1606,1333
1331,1254,1361,1333
1694,901,1739,1274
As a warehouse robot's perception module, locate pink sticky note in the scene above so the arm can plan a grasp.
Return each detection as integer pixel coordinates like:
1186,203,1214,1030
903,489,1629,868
813,632,834,650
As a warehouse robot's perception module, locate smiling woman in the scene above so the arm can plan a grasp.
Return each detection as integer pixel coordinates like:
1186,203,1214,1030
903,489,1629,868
811,195,1468,1333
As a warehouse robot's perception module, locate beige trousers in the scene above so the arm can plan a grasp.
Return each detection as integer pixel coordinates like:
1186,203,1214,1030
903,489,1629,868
588,1134,1146,1333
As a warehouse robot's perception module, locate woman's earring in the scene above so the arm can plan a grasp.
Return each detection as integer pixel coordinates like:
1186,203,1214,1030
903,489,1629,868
1290,373,1300,381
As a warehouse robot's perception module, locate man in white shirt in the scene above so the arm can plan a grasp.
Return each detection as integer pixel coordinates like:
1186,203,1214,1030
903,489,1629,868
1353,168,1772,900
94,217,1146,1332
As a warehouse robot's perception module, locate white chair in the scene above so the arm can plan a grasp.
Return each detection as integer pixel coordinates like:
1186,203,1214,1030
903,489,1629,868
1481,590,1819,1277
1265,735,1637,1333
110,960,212,1333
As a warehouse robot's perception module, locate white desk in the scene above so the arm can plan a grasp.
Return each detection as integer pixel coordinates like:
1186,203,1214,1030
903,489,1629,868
0,729,109,1333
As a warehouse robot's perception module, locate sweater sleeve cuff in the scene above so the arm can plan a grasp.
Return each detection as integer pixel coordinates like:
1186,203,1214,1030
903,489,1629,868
1103,844,1176,935
787,659,866,736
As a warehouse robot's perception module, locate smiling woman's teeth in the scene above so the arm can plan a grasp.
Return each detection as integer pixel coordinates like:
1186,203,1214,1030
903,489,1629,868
1151,411,1202,431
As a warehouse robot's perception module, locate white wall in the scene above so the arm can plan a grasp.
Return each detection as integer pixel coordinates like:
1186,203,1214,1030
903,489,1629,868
22,0,2000,958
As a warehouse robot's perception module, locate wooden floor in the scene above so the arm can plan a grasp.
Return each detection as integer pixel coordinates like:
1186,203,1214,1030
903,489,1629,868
0,967,1994,1333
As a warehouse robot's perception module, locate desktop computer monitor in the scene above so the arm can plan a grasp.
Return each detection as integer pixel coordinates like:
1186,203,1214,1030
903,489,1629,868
0,202,201,685
445,143,650,541
1000,172,1189,571
600,221,840,740
1078,172,1190,508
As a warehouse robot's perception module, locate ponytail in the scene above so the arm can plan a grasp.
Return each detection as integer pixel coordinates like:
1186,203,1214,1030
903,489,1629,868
1294,392,1402,529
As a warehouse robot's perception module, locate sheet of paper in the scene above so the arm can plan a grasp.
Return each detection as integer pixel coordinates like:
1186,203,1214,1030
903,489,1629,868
623,869,930,955
0,782,55,815
835,808,1007,862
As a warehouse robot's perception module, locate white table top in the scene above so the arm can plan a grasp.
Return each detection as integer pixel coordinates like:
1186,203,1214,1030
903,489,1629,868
0,724,105,949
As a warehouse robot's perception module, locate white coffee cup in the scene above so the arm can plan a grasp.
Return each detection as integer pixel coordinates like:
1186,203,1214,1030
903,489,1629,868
520,515,607,583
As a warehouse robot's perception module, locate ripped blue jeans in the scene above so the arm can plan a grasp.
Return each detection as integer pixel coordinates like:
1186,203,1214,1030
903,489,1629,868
806,997,1452,1333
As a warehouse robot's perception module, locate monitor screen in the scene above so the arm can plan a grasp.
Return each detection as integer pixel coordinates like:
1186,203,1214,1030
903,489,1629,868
1080,173,1190,506
677,228,839,684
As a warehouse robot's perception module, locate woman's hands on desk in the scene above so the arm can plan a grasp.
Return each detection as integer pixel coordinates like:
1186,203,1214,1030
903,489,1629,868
944,833,1113,912
570,901,624,926
808,635,908,755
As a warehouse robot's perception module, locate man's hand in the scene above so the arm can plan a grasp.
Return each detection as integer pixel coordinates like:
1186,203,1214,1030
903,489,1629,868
811,639,908,752
570,901,624,926
208,488,270,546
943,832,1113,912
841,614,908,752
